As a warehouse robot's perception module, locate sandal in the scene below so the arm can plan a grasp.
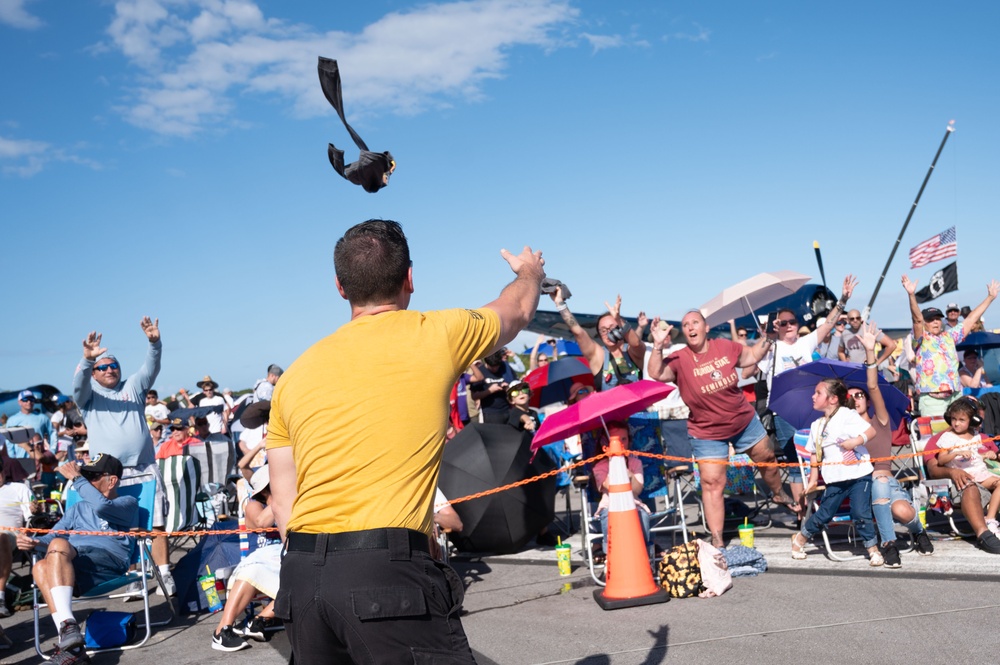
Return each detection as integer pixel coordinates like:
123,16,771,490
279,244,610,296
791,534,807,560
772,493,803,514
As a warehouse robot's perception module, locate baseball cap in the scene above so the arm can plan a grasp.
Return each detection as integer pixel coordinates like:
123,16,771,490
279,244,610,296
946,303,960,313
168,418,188,431
18,390,36,402
506,381,530,396
80,453,124,479
921,307,945,321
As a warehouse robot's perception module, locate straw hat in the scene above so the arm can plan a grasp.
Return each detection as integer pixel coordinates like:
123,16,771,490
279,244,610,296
197,375,219,390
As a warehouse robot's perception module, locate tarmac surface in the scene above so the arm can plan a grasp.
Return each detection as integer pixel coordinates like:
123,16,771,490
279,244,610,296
2,499,998,664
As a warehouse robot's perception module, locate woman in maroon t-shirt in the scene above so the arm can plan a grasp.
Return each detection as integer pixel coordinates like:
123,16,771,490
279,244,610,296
647,310,799,547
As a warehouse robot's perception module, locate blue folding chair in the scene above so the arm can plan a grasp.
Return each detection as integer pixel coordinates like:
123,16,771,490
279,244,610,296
32,474,174,658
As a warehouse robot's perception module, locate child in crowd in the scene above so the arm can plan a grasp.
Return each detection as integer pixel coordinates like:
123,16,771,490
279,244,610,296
792,378,883,565
506,382,539,432
936,398,1000,535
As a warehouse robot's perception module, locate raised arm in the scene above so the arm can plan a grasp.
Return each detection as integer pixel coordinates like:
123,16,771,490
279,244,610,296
858,322,890,427
605,294,646,369
739,335,773,368
481,247,545,355
875,332,897,366
815,275,857,341
134,317,162,391
901,274,924,340
962,280,1000,335
550,286,603,375
529,334,545,371
646,318,676,383
73,331,106,407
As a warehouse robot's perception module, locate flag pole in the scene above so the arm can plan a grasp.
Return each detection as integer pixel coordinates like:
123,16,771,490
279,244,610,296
861,120,955,321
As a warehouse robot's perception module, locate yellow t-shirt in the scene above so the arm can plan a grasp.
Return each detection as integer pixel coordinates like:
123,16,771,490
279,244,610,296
267,307,500,536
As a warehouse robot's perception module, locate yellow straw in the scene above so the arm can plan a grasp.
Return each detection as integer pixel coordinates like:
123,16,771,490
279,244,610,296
743,517,748,528
557,536,562,547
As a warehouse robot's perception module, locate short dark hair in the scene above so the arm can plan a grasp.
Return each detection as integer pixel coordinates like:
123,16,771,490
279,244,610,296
147,389,158,399
334,219,411,306
777,308,797,320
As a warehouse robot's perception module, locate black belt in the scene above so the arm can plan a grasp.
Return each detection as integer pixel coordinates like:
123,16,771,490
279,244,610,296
286,528,429,555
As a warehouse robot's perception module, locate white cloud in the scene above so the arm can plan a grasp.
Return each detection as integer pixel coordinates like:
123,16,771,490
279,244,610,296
103,0,580,137
580,32,623,53
0,135,100,177
663,22,710,43
0,0,43,29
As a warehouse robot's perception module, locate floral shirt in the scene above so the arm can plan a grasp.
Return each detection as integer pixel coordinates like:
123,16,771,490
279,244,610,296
913,327,965,394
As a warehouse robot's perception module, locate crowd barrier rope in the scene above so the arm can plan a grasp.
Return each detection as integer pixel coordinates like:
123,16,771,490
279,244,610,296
5,434,995,539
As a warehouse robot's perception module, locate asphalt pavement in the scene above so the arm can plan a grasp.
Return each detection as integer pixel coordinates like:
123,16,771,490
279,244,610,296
2,504,998,664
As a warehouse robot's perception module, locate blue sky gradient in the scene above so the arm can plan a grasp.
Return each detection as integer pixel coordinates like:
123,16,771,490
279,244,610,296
2,1,998,395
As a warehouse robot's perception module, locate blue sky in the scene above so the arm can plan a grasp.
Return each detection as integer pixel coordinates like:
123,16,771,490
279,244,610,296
2,0,998,395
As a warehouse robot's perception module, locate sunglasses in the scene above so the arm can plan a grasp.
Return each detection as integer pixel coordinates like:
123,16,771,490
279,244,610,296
776,319,797,327
574,388,593,397
848,392,867,399
848,316,862,321
19,396,36,402
93,362,120,372
835,320,847,325
737,332,747,338
508,388,530,397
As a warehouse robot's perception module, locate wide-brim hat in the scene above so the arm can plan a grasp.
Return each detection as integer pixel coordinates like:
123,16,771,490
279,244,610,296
249,465,270,499
197,375,219,390
240,400,271,429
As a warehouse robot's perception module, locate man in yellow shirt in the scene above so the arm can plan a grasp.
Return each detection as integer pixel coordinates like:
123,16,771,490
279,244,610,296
267,219,545,663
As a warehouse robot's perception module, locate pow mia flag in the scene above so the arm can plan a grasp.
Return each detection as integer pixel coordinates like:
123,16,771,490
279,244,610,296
915,261,959,304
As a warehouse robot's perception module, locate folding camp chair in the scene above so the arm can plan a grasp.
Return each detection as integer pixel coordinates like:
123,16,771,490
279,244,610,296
909,416,974,537
32,474,174,658
187,436,236,526
158,455,202,551
790,432,867,561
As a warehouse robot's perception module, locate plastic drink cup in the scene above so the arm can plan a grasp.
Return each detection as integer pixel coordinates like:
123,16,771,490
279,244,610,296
556,542,572,576
738,523,755,548
49,491,61,502
199,565,224,613
919,508,927,528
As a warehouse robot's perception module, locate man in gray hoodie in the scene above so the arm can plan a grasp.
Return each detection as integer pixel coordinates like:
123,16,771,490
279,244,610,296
71,316,174,595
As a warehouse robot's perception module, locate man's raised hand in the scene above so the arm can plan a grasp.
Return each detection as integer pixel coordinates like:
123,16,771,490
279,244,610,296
841,274,858,301
141,316,160,343
500,246,545,282
82,331,106,360
901,274,918,295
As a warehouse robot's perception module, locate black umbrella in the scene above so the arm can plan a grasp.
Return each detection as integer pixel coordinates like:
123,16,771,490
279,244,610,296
439,424,557,554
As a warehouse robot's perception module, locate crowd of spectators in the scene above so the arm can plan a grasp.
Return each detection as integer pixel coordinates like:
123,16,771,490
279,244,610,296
2,265,1000,655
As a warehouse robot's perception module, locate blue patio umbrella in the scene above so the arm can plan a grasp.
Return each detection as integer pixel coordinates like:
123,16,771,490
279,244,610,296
956,331,1000,351
769,359,910,430
533,339,582,358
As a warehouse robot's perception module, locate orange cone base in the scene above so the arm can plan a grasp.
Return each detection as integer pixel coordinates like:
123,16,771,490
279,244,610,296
593,585,669,610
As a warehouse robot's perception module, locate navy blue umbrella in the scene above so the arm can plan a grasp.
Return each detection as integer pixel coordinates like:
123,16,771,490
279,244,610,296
167,403,224,423
956,331,1000,351
523,357,594,408
528,339,583,358
769,359,910,430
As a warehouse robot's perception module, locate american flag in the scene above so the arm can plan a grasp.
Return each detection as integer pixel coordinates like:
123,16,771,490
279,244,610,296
909,226,957,269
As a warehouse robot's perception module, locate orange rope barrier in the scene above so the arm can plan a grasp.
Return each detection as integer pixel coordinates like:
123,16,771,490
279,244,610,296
10,433,996,538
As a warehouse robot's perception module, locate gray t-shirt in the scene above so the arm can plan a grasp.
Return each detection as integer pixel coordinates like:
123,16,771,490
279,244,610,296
839,328,867,363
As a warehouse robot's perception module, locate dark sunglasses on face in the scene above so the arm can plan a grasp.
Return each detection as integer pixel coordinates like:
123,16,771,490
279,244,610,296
94,362,120,372
848,316,862,321
776,319,797,327
849,392,866,399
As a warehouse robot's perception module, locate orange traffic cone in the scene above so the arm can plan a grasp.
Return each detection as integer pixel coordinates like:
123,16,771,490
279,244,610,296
594,435,669,610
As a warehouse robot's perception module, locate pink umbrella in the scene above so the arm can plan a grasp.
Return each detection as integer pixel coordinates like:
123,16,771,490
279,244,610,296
530,380,674,451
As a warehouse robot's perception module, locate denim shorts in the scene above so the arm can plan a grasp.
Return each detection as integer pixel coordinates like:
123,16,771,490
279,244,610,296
690,415,767,460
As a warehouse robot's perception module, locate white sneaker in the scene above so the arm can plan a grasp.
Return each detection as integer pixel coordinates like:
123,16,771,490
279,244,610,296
121,580,144,603
987,519,1000,537
156,570,177,597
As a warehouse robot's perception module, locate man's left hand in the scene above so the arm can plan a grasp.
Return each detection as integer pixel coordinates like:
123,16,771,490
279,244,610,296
141,316,160,343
